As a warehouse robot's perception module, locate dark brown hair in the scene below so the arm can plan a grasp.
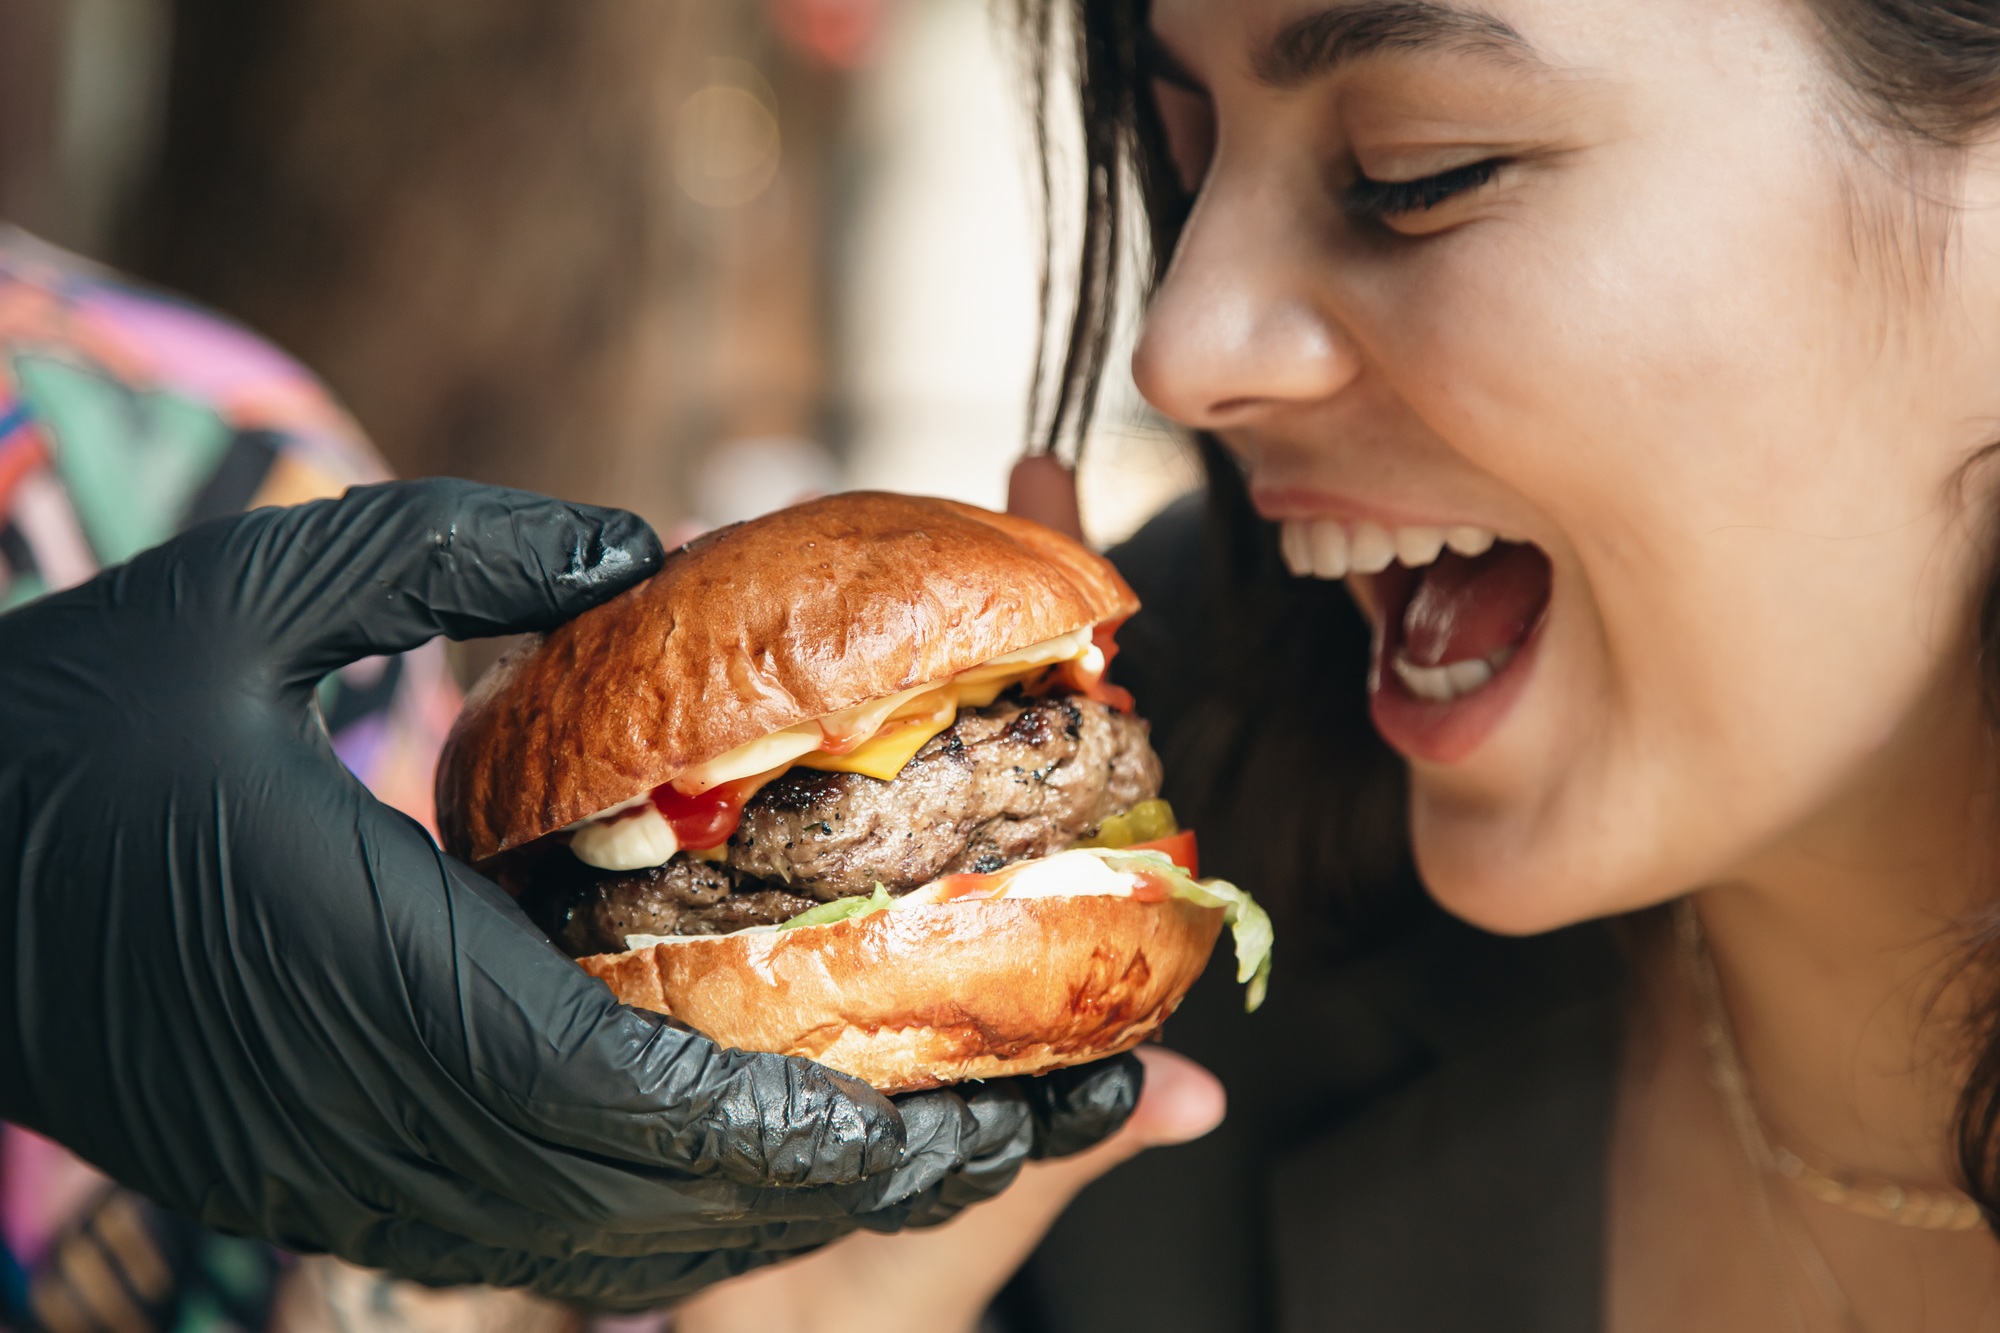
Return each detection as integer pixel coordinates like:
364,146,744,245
1018,0,2000,1229
1012,0,1425,963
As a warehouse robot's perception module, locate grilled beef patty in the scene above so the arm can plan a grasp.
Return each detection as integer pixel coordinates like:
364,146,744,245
521,690,1162,957
520,853,821,958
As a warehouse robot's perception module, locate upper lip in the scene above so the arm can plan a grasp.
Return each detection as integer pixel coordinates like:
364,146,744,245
1248,485,1512,537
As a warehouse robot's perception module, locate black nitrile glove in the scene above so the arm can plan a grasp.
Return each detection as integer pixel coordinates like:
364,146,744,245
881,1053,1144,1232
0,479,1141,1310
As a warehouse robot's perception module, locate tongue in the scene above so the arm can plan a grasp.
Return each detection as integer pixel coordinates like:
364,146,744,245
1402,543,1552,668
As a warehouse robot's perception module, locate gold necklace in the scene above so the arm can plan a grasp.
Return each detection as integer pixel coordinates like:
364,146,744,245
1673,900,1986,1233
1675,897,1944,1333
1767,1145,1986,1231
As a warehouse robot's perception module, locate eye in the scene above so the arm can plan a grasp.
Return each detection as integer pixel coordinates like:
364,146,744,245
1344,158,1504,231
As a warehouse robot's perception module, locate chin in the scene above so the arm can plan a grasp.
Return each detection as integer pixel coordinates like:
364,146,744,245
1418,861,1590,938
1409,796,1672,938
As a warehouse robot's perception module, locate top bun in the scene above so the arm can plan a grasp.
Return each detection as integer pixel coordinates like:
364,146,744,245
436,492,1138,864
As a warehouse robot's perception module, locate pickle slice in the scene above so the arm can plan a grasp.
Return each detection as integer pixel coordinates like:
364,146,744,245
1076,798,1179,850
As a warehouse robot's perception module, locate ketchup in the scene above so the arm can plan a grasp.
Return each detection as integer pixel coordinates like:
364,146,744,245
1037,619,1136,713
650,775,763,851
813,721,870,756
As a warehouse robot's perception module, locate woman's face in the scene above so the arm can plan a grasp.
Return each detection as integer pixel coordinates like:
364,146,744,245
1135,0,2000,931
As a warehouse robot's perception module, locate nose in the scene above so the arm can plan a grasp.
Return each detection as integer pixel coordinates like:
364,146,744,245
1131,184,1359,430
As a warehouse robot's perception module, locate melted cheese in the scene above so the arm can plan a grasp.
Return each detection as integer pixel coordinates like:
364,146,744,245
567,628,1102,861
672,725,825,792
671,628,1094,794
796,711,955,779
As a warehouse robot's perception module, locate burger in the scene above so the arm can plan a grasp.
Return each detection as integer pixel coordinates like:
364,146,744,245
436,491,1269,1092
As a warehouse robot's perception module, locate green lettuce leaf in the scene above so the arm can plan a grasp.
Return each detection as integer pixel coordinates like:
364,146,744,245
779,883,893,931
772,851,1275,1012
1098,850,1273,1012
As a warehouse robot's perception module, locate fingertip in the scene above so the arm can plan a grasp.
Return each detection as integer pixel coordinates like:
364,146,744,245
774,1059,912,1185
818,1067,911,1175
588,506,666,572
542,502,665,605
1126,1048,1226,1147
1005,452,1085,540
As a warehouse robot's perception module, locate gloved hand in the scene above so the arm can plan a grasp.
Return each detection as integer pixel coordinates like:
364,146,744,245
0,479,1141,1310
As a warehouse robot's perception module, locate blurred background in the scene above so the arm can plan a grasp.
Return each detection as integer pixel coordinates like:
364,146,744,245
0,0,1196,566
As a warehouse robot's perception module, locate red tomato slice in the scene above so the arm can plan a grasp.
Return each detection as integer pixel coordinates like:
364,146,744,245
932,870,1008,901
1127,829,1198,878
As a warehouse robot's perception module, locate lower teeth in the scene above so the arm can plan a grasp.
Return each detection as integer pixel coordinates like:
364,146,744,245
1391,645,1516,702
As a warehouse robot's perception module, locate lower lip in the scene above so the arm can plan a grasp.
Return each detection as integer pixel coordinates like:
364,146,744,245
1367,611,1547,766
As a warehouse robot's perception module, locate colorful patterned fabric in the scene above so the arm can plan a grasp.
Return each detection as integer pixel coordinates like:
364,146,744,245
0,227,463,1333
13,1180,281,1333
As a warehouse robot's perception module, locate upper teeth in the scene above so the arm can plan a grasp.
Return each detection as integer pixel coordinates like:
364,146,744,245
1279,519,1497,580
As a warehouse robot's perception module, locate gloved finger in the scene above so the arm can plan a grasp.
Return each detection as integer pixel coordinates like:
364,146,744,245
1025,1050,1146,1159
336,1103,973,1295
891,1080,1037,1229
1045,1047,1225,1183
331,1163,870,1264
874,1057,1145,1232
169,477,662,681
802,1087,992,1235
899,1049,1222,1256
135,794,931,1253
413,848,918,1203
542,1064,986,1243
339,1214,795,1313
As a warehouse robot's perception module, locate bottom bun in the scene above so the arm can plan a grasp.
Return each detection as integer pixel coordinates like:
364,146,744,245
578,894,1224,1092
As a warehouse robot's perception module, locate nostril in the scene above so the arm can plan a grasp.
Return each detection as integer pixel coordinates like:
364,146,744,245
1190,395,1289,429
1208,397,1265,416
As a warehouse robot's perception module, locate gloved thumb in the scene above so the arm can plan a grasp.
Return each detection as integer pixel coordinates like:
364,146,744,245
168,478,663,683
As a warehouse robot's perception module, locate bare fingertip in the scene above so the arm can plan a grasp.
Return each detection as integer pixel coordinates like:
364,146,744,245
1129,1047,1227,1147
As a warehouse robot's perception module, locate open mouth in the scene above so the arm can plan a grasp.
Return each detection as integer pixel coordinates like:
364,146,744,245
1281,518,1552,760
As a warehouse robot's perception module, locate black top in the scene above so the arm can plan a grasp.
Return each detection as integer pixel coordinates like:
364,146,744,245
994,500,1629,1333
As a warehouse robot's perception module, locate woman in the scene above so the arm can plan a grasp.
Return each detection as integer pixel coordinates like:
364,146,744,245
677,0,2000,1328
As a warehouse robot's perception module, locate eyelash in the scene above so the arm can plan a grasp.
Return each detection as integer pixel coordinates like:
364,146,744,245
1344,158,1503,221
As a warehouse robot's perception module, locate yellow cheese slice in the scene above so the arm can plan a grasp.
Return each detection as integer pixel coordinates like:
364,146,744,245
795,711,957,780
794,667,1036,782
589,630,1095,818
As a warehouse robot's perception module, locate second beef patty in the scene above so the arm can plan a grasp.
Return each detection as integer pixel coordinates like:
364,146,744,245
524,690,1162,956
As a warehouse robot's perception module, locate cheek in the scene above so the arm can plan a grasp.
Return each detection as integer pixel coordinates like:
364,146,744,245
1351,117,1994,928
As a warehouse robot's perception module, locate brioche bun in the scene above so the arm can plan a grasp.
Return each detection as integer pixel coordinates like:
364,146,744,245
578,893,1224,1093
436,491,1138,865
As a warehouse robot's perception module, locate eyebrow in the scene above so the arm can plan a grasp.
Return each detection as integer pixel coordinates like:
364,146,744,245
1253,1,1539,87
